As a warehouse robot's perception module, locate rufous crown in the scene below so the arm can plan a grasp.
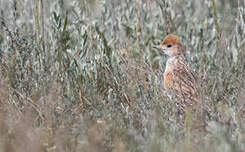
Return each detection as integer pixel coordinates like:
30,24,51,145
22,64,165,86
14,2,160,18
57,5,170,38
161,34,181,45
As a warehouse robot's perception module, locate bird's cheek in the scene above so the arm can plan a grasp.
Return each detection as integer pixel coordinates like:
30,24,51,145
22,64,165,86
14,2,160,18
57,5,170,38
164,50,171,56
170,47,178,56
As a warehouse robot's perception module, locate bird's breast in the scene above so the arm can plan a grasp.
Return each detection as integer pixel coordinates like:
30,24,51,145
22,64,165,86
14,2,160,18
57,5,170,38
164,71,173,90
163,58,177,90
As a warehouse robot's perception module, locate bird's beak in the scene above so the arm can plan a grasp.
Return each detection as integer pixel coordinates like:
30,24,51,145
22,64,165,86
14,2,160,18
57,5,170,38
153,45,165,56
153,45,162,51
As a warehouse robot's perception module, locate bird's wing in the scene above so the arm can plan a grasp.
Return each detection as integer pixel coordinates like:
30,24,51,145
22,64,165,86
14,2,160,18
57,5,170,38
171,56,198,105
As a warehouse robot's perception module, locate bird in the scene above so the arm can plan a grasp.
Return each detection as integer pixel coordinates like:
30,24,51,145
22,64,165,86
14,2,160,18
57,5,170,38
153,34,198,116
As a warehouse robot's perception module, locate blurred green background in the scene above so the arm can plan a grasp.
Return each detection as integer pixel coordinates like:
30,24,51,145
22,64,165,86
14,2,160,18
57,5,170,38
0,0,245,151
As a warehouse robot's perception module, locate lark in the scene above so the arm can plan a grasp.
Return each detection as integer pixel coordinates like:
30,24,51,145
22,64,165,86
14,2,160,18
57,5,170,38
154,34,198,115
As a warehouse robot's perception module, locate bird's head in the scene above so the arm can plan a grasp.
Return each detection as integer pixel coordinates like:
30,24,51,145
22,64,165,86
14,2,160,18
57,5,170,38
153,34,184,57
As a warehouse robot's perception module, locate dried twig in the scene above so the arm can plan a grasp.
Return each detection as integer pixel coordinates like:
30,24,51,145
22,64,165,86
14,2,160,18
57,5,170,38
159,4,171,34
211,0,220,42
136,0,141,60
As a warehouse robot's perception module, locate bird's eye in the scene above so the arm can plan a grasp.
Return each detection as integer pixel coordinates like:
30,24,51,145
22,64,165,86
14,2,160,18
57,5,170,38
167,44,172,48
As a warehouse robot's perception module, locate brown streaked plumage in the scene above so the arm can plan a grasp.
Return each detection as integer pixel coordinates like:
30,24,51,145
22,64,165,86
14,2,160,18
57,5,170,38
154,34,198,115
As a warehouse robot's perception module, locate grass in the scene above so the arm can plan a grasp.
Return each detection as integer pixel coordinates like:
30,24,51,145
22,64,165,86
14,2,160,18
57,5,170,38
0,0,245,151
